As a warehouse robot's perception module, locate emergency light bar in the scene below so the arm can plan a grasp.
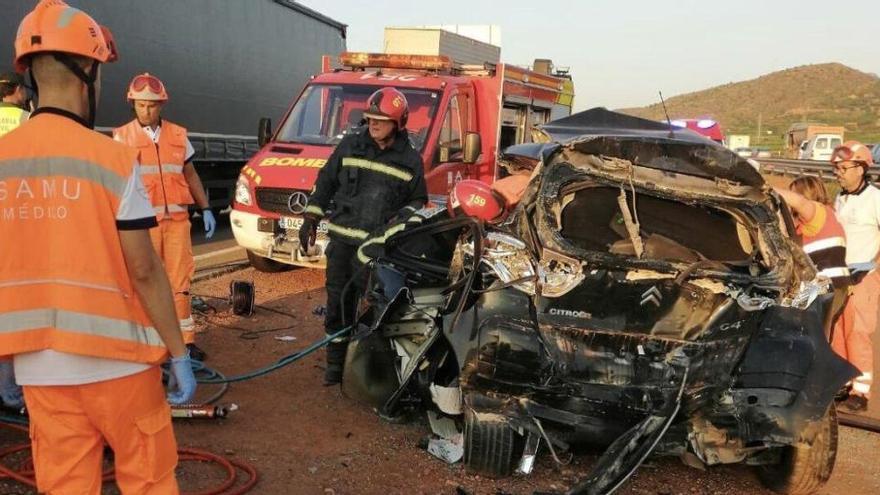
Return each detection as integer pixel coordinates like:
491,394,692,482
339,52,453,71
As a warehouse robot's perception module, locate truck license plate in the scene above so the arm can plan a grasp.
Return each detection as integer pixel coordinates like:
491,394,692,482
279,217,328,233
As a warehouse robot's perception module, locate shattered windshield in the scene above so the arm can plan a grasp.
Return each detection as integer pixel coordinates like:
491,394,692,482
559,186,755,264
275,84,440,150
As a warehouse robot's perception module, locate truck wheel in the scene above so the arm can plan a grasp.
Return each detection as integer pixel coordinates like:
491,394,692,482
246,250,291,273
756,405,838,494
463,406,523,477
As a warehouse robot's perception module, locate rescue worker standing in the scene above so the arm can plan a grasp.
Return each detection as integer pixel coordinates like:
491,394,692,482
0,1,196,493
300,88,427,385
773,177,850,336
0,71,30,136
114,74,216,360
830,141,880,412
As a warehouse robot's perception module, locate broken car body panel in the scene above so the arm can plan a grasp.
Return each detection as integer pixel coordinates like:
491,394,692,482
344,108,859,494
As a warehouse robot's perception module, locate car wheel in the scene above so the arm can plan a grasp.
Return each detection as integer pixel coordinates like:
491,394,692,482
246,250,291,273
756,405,838,494
463,406,524,477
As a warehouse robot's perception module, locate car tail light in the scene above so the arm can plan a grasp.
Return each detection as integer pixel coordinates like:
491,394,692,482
538,249,584,298
459,232,536,295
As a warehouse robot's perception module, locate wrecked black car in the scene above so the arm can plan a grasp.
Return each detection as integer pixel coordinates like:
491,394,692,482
342,108,858,495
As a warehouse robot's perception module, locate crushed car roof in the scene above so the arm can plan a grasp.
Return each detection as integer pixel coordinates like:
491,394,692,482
531,107,765,187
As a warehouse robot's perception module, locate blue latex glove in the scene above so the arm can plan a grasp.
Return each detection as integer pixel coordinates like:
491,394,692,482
0,361,24,410
166,351,197,405
202,210,216,239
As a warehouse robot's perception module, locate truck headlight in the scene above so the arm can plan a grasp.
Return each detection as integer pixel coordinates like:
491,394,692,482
235,177,252,206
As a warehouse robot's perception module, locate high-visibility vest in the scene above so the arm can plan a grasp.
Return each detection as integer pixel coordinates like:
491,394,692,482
113,119,193,220
0,103,29,137
799,203,851,288
0,110,168,365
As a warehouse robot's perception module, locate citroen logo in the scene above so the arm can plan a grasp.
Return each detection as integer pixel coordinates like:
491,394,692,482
640,286,663,308
287,191,309,214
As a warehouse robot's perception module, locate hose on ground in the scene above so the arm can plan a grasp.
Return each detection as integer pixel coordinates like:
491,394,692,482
0,421,258,494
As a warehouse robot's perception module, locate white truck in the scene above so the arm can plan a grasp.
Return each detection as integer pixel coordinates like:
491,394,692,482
798,134,843,161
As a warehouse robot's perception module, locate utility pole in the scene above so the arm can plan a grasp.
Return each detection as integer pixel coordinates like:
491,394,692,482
756,113,763,146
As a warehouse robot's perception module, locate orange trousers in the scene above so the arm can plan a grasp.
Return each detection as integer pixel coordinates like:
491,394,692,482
832,269,880,398
22,367,179,494
150,217,195,344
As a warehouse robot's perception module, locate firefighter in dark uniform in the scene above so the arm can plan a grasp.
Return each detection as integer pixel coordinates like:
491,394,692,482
299,87,427,385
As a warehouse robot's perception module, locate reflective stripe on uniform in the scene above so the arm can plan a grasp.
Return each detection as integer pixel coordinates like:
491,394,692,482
327,222,369,240
154,204,188,215
803,236,846,254
138,164,184,176
853,372,873,395
179,316,195,331
0,278,125,295
0,308,164,347
341,157,413,182
0,156,128,198
305,205,324,217
356,214,424,264
818,267,851,279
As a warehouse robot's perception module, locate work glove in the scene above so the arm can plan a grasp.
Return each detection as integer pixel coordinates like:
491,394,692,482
0,362,24,410
202,209,216,239
166,351,197,406
298,217,317,253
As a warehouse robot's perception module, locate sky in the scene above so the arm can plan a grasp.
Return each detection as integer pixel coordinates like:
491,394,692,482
301,0,879,112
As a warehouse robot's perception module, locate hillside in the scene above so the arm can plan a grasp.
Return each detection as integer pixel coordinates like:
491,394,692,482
618,63,880,150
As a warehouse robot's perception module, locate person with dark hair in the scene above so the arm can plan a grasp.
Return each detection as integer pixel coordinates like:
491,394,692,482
0,71,30,136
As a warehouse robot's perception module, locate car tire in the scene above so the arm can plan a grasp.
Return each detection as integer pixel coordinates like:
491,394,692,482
463,406,523,477
246,250,291,273
756,404,838,494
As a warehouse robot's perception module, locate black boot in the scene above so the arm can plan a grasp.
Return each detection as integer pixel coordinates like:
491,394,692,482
323,341,348,386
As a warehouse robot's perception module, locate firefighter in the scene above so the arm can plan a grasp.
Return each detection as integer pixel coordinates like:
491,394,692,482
299,87,427,385
114,73,216,361
0,1,196,493
830,141,880,412
0,71,30,136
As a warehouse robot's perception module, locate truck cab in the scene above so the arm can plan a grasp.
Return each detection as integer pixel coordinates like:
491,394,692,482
231,52,573,270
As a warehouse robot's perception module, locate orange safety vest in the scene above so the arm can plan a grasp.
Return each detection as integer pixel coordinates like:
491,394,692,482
799,203,851,288
113,119,193,220
0,110,168,364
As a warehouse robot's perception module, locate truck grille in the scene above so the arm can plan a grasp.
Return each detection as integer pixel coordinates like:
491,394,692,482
255,187,309,215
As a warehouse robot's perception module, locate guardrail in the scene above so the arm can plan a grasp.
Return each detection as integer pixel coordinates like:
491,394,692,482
758,158,879,184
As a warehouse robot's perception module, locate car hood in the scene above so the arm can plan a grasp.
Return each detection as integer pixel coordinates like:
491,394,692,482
528,107,764,188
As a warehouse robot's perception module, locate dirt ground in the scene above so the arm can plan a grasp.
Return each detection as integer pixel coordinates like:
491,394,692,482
2,263,879,494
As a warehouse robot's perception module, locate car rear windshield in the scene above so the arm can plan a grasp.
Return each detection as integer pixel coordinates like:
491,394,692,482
559,186,754,263
275,84,440,150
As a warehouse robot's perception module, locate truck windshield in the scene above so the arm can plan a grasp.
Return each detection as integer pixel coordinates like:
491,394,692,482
276,84,440,150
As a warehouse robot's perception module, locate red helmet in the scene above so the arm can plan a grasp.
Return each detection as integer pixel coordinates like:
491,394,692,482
364,87,408,129
127,73,168,102
447,180,506,223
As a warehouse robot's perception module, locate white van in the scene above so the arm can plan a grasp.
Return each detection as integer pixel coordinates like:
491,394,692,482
798,134,843,161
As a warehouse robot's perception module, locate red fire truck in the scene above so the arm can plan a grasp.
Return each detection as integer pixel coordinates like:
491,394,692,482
231,52,574,270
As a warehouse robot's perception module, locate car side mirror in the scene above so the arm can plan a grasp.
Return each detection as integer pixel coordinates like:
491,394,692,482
463,132,481,164
258,118,272,147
